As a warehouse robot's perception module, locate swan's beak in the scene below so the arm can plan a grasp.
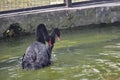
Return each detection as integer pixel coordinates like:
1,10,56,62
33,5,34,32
57,36,60,41
49,39,52,47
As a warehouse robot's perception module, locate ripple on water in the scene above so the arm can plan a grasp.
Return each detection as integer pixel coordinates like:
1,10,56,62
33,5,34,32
51,67,65,71
82,65,94,68
57,79,67,80
0,56,20,63
10,73,20,78
50,67,65,73
82,68,100,74
95,59,110,63
116,43,120,45
0,66,13,70
0,59,8,63
7,56,20,63
81,78,88,80
105,62,120,71
99,50,120,59
104,42,120,49
70,65,80,69
73,74,86,78
0,56,20,71
99,53,109,56
51,54,58,61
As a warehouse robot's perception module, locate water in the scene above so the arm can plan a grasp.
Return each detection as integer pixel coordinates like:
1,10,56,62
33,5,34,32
0,25,120,80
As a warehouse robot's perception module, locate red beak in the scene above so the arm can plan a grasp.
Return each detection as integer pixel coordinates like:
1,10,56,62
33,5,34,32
49,38,52,47
57,36,60,41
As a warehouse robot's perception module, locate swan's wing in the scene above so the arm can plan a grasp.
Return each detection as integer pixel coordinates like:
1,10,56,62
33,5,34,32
22,44,37,69
34,43,51,67
22,42,51,69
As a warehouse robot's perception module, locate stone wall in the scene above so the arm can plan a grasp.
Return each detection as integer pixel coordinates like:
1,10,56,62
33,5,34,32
0,2,120,37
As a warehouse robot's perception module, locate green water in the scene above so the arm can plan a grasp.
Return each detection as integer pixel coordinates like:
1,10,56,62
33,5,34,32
0,25,120,80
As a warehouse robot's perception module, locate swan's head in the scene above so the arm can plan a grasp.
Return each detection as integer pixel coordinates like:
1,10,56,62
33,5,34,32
48,28,61,47
55,28,60,41
36,24,46,44
36,24,49,44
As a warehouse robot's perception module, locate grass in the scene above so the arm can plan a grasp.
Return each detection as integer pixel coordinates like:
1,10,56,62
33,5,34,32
0,0,90,11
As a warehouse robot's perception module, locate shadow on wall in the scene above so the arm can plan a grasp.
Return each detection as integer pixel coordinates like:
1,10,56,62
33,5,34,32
2,23,30,40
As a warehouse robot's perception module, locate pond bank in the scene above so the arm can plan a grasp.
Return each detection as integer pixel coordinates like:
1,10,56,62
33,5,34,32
0,1,120,37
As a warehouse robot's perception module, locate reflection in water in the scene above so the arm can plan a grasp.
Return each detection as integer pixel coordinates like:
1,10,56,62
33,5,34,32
0,25,120,80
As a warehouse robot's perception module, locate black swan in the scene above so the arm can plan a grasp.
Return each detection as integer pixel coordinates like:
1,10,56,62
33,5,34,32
21,24,60,70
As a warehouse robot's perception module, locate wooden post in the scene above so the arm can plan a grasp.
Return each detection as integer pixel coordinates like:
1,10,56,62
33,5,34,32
65,0,72,7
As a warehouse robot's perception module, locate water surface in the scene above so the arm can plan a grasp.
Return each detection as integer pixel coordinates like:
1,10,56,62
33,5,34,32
0,25,120,80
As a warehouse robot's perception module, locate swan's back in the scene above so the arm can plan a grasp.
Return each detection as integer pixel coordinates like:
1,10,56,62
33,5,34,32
22,42,51,70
